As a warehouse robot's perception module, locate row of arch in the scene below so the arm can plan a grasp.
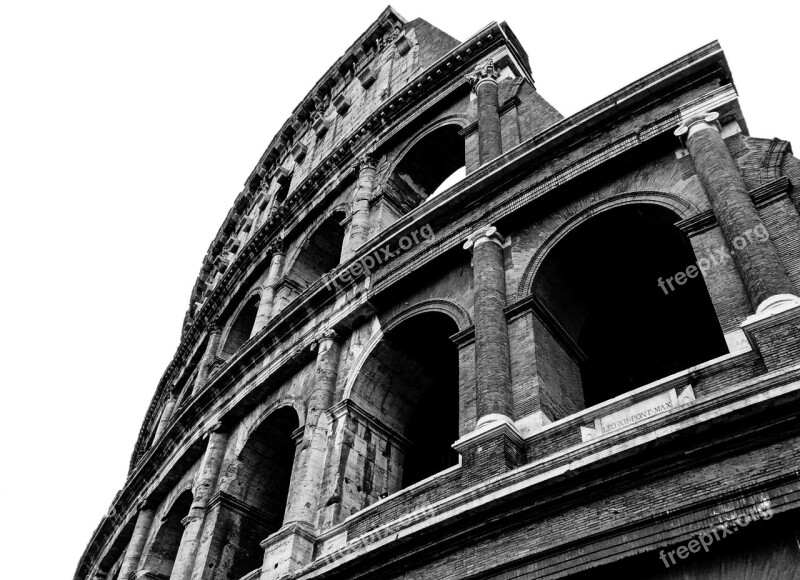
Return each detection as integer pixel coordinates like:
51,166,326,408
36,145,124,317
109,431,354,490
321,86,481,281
125,192,735,580
214,122,471,365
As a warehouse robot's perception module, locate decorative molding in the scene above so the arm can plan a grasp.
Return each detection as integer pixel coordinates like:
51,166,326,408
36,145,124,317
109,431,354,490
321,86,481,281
458,121,478,138
463,225,503,250
465,58,500,92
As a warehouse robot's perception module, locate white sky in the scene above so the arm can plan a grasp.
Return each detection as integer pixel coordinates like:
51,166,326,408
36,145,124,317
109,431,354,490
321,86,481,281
2,1,798,578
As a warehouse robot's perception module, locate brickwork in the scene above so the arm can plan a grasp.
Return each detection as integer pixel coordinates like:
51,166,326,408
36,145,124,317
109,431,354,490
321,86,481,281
77,14,800,580
681,117,795,309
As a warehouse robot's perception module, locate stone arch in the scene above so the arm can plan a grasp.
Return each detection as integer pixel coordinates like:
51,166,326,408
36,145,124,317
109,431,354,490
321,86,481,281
380,116,469,206
384,114,470,180
211,404,301,579
283,203,349,274
284,205,348,289
523,197,727,410
140,489,193,579
383,298,472,333
233,400,305,459
343,309,461,491
220,291,261,358
517,191,699,299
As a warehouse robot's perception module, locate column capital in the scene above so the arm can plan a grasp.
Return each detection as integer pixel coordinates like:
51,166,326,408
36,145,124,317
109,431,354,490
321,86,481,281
202,421,225,439
674,111,721,143
314,328,339,348
465,58,500,92
352,152,377,173
463,225,504,251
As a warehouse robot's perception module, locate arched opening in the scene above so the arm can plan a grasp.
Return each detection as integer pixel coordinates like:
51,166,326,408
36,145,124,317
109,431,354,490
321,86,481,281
216,407,299,579
532,204,727,408
288,210,347,287
388,125,466,209
221,295,260,357
351,312,460,491
140,490,193,579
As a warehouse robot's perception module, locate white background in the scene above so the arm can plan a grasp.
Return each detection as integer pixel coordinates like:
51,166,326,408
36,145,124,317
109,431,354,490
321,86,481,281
1,1,798,578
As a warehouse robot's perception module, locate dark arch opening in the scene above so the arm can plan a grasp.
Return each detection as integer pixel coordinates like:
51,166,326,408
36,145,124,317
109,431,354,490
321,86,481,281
221,294,260,357
289,210,347,287
532,204,727,408
219,407,299,579
140,490,193,579
352,312,460,491
388,125,466,208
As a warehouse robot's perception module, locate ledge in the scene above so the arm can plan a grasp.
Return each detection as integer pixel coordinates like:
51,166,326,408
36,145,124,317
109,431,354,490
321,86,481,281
293,363,800,579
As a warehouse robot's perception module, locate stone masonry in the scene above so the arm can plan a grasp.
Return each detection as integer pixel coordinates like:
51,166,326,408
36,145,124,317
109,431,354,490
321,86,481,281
77,7,800,580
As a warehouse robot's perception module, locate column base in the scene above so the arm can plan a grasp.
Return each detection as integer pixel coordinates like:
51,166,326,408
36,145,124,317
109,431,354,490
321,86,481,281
453,416,524,483
742,299,800,371
755,293,800,315
259,522,317,580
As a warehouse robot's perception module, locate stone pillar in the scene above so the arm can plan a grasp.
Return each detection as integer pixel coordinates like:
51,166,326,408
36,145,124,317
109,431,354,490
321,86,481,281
464,225,513,426
284,329,341,526
152,390,178,442
259,330,341,580
170,425,229,580
252,240,285,335
192,323,222,395
345,154,376,259
468,59,502,166
676,112,799,314
117,504,155,580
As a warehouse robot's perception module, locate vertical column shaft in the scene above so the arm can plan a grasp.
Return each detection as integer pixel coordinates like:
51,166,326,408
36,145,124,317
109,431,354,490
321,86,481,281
193,324,222,395
346,155,376,259
284,329,341,526
469,59,502,166
464,226,513,425
117,504,155,580
171,427,229,580
253,243,285,335
152,392,177,442
677,113,796,312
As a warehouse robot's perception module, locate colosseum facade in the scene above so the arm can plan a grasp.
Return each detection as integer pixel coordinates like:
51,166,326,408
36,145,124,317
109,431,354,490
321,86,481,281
77,7,800,579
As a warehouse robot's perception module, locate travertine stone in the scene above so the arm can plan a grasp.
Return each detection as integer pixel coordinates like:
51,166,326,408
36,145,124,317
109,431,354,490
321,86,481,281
171,427,229,580
117,505,155,580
